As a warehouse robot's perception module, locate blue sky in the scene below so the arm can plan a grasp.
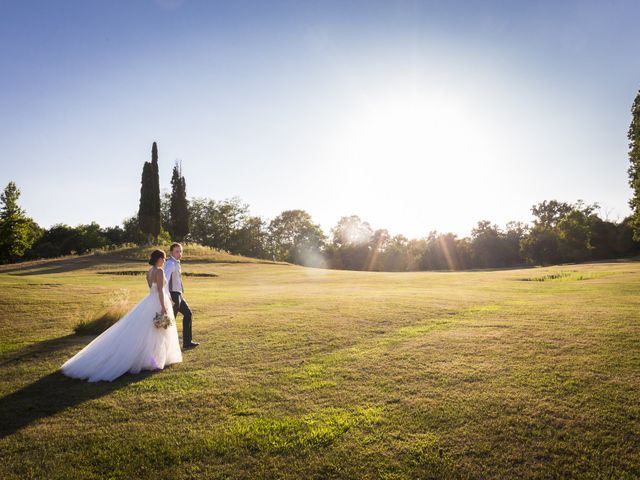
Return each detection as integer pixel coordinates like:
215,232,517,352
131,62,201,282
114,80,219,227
1,0,639,238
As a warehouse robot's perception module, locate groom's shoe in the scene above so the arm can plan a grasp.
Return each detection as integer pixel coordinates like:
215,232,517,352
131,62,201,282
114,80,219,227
184,341,200,349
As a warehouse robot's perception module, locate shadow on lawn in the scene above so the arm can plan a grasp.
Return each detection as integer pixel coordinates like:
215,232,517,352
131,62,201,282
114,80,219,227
0,334,162,439
0,334,83,368
0,370,158,439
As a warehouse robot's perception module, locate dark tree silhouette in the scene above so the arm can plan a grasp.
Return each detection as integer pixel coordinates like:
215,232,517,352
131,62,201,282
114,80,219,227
520,200,597,265
627,89,640,239
470,220,505,268
138,142,161,244
169,161,190,241
150,142,161,239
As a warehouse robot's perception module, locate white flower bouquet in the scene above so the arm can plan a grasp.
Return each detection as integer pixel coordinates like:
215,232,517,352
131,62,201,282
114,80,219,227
153,311,173,329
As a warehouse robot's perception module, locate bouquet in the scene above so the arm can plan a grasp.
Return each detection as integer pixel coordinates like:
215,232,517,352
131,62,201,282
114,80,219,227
153,311,173,329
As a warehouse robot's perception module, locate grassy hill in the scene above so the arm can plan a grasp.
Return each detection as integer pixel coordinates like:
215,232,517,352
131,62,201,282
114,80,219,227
0,247,638,479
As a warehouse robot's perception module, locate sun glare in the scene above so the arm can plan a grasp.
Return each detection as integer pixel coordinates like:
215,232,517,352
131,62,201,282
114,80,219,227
323,86,500,235
336,87,496,177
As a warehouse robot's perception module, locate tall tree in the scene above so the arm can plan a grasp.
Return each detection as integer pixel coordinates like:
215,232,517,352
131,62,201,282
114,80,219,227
419,231,467,270
470,220,505,268
189,197,250,251
169,160,190,241
268,210,326,265
521,200,597,265
138,141,161,244
231,215,268,258
330,215,373,247
328,215,373,270
122,215,147,245
150,142,161,240
627,89,640,239
0,181,41,263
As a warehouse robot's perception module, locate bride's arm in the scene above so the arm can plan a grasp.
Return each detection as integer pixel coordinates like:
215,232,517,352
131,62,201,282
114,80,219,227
156,268,166,313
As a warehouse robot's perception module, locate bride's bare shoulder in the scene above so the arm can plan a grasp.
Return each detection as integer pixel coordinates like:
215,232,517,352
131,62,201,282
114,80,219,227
147,266,165,277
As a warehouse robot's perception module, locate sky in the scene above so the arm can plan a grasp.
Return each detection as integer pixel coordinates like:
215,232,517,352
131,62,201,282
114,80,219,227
1,0,639,239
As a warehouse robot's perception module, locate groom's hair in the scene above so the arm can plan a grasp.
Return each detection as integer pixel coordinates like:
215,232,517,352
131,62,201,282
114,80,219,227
170,242,182,252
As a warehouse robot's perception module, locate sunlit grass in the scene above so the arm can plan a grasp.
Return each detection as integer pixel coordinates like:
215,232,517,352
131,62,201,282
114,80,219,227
0,251,638,479
73,289,132,335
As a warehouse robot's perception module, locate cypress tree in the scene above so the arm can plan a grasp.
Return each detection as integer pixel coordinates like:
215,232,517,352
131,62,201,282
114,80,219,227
628,89,640,240
150,142,161,240
169,160,190,241
138,142,161,245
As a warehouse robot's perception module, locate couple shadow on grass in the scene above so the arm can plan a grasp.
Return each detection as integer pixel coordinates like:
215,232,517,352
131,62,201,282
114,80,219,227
0,334,169,439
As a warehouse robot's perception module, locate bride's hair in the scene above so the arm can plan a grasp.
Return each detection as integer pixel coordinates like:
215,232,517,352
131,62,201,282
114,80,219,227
148,249,166,266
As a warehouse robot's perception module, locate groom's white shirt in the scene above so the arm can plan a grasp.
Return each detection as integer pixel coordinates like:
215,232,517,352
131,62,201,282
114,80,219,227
165,256,184,293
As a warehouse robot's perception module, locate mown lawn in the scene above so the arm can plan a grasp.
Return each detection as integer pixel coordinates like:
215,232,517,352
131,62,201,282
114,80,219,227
0,248,638,479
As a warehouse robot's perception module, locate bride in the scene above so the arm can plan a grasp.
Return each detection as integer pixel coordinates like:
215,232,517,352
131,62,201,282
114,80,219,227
60,249,183,382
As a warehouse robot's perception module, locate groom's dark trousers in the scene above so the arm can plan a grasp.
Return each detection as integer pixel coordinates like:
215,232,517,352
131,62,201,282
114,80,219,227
170,291,193,346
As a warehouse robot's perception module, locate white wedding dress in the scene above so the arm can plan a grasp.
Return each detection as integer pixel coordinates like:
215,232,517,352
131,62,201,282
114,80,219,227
60,268,183,382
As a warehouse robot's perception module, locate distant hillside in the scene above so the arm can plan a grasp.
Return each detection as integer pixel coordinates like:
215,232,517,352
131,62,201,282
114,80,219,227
0,243,285,274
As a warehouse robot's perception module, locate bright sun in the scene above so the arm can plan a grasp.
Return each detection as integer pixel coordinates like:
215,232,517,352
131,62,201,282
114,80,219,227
337,88,495,178
322,86,504,236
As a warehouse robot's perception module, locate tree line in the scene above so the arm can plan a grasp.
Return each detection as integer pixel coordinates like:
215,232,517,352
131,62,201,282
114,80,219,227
2,88,640,270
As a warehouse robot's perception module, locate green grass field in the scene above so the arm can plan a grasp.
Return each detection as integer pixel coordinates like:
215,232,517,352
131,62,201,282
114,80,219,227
0,246,638,479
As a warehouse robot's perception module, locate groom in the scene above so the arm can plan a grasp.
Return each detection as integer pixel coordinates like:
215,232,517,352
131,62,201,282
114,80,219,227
165,243,199,349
